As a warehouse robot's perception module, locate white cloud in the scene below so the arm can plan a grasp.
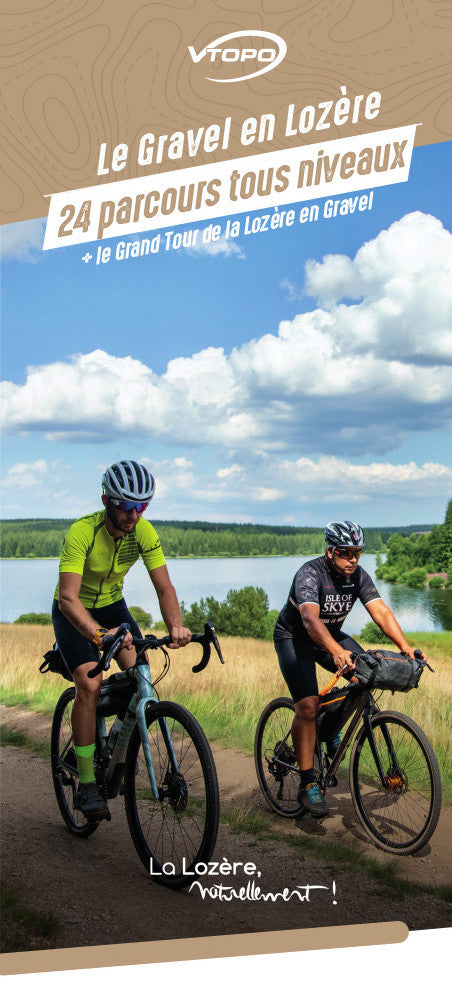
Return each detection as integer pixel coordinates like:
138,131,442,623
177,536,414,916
188,236,245,259
279,277,301,300
1,212,451,457
187,455,452,508
141,453,452,511
2,459,48,489
0,219,46,261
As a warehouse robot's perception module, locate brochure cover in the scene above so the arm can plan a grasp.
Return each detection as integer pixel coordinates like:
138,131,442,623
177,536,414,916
1,0,451,980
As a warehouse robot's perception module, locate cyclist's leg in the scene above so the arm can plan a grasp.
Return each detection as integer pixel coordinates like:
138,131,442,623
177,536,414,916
52,600,107,815
90,598,142,671
274,635,327,816
52,599,102,742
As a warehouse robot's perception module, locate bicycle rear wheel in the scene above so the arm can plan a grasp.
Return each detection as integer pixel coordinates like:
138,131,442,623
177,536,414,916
50,687,98,837
254,697,305,817
124,701,219,887
349,711,442,855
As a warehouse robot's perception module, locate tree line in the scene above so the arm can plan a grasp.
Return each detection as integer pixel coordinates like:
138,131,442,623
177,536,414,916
376,500,452,588
0,518,423,560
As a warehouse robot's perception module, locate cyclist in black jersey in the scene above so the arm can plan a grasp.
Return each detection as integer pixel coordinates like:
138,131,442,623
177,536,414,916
52,460,191,819
274,520,425,818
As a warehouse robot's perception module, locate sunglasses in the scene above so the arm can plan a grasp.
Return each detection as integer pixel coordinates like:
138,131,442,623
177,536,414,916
334,547,363,561
110,498,149,513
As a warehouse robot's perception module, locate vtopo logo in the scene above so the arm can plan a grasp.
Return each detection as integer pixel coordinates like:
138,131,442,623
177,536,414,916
188,30,287,83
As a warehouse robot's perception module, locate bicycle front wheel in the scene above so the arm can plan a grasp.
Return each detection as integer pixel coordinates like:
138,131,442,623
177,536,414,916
50,687,98,837
124,701,219,887
349,711,442,855
254,697,304,817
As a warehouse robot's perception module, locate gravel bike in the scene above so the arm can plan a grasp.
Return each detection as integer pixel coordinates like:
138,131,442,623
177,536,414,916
49,622,224,887
254,652,441,855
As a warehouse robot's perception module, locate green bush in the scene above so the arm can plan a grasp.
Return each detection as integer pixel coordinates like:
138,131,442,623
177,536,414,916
182,586,271,639
263,609,280,641
13,612,52,625
405,567,427,589
360,621,391,645
376,566,399,583
128,605,152,629
428,575,446,588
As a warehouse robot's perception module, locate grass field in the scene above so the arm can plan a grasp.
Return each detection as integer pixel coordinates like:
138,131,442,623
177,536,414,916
1,624,451,797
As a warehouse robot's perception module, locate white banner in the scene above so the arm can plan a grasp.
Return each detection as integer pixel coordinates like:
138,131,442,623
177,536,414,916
43,124,417,250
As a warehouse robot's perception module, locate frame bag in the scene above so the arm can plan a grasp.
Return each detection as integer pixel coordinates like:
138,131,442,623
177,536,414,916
354,649,424,693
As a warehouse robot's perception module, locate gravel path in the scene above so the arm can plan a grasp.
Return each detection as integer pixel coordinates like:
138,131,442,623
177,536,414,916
0,705,450,951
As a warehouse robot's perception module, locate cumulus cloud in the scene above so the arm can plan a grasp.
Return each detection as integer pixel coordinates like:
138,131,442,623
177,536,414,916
188,236,245,259
186,455,452,507
0,218,46,261
1,459,48,489
304,211,452,362
1,212,451,457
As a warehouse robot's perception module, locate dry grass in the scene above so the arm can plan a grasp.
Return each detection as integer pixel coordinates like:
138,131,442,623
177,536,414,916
1,625,451,788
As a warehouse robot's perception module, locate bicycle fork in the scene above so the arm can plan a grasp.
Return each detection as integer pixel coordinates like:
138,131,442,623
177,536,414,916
134,666,180,801
361,709,404,790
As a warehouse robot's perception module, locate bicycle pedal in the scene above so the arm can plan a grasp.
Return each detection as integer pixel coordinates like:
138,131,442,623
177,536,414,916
90,809,111,823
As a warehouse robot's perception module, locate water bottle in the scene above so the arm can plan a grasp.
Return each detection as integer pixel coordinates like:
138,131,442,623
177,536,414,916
107,715,123,753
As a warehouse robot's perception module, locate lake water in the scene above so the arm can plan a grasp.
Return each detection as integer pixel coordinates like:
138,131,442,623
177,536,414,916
1,555,451,633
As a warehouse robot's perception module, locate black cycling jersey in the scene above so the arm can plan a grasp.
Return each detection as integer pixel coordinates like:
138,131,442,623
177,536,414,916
274,554,381,702
275,554,381,640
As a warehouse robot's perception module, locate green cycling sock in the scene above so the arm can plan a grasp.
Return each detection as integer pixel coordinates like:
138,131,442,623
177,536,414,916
74,743,95,784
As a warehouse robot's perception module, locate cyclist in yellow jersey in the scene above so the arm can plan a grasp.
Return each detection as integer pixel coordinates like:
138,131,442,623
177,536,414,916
52,460,191,818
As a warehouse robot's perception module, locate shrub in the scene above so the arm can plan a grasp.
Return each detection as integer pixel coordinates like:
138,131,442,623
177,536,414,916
182,586,271,639
360,621,392,645
405,568,427,589
376,566,399,583
428,575,446,588
13,613,52,625
128,605,152,629
263,609,280,641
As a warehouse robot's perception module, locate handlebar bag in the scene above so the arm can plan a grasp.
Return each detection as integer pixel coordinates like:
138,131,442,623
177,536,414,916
354,650,424,692
39,644,73,682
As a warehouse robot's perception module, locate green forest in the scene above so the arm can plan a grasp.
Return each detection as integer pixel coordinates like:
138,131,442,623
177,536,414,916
376,499,452,588
0,518,426,560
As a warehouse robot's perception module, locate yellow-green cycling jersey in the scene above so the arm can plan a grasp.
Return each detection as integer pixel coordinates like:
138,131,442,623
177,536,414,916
54,510,166,608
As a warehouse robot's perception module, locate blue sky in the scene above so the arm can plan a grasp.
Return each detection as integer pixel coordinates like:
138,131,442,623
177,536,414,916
1,141,451,526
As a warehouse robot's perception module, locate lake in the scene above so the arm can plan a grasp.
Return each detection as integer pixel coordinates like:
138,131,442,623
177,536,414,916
1,555,451,633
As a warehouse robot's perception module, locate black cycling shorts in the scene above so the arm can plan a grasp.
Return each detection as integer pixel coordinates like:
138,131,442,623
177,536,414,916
274,630,363,702
51,598,142,675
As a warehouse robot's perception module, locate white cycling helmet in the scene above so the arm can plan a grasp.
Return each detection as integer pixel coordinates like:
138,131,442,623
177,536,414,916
102,460,155,503
324,520,364,548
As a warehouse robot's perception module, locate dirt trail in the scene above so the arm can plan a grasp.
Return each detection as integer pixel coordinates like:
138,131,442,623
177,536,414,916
0,705,450,951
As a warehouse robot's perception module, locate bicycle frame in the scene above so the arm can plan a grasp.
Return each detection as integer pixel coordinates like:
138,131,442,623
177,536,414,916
270,690,381,791
96,655,178,801
317,692,375,787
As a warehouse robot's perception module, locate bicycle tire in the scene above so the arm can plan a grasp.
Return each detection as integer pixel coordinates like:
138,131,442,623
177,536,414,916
349,710,442,855
254,697,307,818
124,700,220,888
50,687,99,837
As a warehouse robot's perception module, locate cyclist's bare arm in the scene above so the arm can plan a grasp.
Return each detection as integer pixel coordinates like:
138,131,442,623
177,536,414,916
149,564,191,648
58,572,133,649
365,599,426,660
299,603,355,670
